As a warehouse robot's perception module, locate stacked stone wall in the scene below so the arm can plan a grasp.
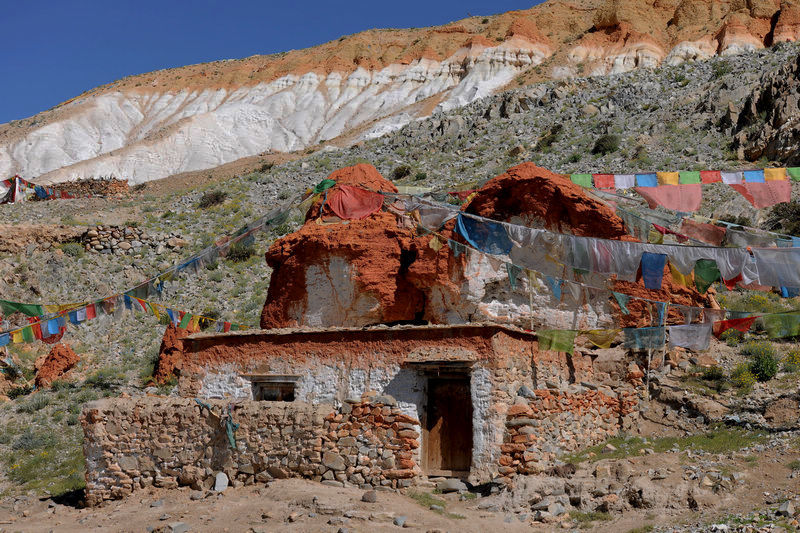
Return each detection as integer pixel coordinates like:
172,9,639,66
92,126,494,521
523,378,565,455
81,396,420,506
498,388,639,482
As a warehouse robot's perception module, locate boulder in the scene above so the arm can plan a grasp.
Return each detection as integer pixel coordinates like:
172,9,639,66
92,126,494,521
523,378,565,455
34,343,79,388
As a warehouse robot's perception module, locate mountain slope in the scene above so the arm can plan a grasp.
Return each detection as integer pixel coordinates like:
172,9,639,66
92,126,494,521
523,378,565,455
3,0,800,184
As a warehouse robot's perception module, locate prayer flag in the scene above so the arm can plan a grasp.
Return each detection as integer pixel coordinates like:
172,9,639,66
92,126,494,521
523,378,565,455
670,263,691,286
713,317,757,337
635,184,702,212
700,170,722,184
613,292,630,315
584,329,620,349
764,168,787,181
179,313,191,329
166,309,176,324
763,313,800,339
731,181,792,208
21,326,34,343
428,235,443,252
787,167,800,181
30,322,42,340
124,294,133,310
223,322,232,333
455,214,513,255
668,324,712,351
0,333,8,347
680,219,726,246
694,259,721,293
47,319,60,335
592,174,615,190
537,330,577,354
622,327,666,350
85,304,96,320
313,179,336,194
11,330,23,344
720,171,743,184
657,172,680,185
570,174,593,188
68,310,80,325
506,263,522,290
678,171,701,185
641,252,667,290
655,301,668,327
614,174,636,188
76,307,87,322
545,276,562,301
326,185,384,220
635,173,658,187
743,170,765,183
0,300,44,317
188,315,201,332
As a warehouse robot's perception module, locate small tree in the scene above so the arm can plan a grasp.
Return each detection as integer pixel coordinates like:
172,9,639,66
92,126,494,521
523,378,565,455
591,134,620,155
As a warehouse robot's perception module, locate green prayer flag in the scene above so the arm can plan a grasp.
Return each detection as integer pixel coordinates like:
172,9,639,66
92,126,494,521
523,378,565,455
787,168,800,181
537,329,577,354
570,174,593,188
21,326,34,343
678,171,701,184
0,300,44,317
179,313,191,329
506,263,522,290
694,259,720,294
313,179,337,194
612,292,630,315
763,312,800,339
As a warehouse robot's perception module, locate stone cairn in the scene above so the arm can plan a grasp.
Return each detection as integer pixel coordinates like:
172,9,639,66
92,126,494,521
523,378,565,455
81,225,187,255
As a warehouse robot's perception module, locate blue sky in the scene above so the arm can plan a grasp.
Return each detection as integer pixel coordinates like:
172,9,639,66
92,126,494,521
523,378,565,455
1,1,540,124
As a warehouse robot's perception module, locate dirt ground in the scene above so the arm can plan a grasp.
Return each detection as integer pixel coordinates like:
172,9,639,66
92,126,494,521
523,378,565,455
3,432,799,533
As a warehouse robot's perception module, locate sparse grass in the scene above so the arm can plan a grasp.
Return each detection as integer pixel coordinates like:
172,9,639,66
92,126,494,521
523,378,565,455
627,526,654,533
788,460,800,471
563,427,767,463
571,510,611,528
59,242,85,258
406,490,464,519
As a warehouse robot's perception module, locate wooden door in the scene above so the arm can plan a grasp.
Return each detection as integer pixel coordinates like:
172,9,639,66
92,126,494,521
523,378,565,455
424,377,472,476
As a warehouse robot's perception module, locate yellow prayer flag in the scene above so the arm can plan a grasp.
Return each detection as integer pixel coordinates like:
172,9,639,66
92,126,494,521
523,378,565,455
764,168,787,181
669,263,691,286
11,330,23,344
429,235,443,252
584,329,621,349
656,172,680,185
647,227,664,244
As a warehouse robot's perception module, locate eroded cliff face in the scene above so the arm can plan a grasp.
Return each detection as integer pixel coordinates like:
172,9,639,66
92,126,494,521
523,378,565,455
3,0,799,185
260,163,708,331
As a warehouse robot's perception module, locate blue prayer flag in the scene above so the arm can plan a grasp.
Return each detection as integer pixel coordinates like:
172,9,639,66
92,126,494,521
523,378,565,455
0,333,8,347
124,294,133,310
622,327,666,350
641,252,667,290
47,319,60,335
743,170,765,183
545,276,562,301
68,311,80,325
613,292,630,315
635,174,658,187
455,213,513,256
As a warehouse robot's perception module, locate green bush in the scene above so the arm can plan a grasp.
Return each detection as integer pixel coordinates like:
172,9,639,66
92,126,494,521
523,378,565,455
414,172,427,181
731,363,756,392
392,165,412,180
740,340,777,358
720,328,742,347
712,61,732,79
750,351,779,382
8,385,33,399
701,366,725,382
59,243,85,258
783,349,800,373
591,134,620,155
226,241,255,262
198,190,227,208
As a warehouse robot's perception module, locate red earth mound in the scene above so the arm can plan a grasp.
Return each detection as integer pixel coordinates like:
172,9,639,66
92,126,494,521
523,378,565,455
154,324,189,384
34,343,79,388
258,162,708,330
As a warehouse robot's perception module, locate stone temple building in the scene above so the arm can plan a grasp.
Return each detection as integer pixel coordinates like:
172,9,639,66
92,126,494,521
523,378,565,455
80,163,706,505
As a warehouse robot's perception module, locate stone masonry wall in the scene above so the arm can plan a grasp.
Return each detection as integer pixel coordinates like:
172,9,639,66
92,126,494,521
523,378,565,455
81,396,420,506
498,388,639,483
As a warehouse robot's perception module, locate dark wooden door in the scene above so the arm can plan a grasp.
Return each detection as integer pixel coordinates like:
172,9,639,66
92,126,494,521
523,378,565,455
424,378,472,475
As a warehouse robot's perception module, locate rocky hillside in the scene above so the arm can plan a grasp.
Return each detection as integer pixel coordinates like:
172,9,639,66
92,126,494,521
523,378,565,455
3,0,800,185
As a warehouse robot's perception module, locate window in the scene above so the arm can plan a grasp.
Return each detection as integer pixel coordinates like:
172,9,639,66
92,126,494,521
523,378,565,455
245,375,300,402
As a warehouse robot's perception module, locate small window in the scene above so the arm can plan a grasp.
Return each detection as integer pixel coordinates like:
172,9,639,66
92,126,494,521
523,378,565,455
245,375,300,402
254,382,295,401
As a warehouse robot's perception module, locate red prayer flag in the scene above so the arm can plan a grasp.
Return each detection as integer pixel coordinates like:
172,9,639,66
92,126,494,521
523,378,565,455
635,184,702,212
592,174,615,191
730,181,792,208
712,316,758,338
223,322,232,333
85,303,96,320
680,219,726,246
700,171,722,184
327,185,385,220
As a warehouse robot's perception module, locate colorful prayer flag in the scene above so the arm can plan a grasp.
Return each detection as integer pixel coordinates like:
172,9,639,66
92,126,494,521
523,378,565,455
570,174,592,188
700,170,721,183
635,173,658,187
657,172,680,185
21,326,34,343
537,329,577,354
764,168,787,181
743,170,765,183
